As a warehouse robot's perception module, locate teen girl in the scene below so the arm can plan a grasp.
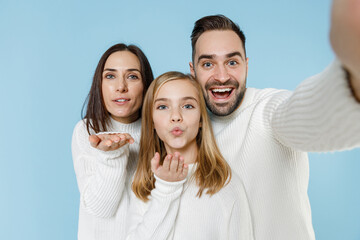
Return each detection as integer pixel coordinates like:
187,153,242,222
128,72,254,240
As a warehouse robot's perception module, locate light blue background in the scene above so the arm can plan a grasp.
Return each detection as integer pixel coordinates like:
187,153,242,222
1,0,359,239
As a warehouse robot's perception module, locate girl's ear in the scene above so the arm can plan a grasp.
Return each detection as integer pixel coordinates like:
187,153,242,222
199,121,202,128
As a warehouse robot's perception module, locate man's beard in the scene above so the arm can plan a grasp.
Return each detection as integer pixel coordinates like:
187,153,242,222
204,78,247,116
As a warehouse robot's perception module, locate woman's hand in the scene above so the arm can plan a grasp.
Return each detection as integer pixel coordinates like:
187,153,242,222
151,152,188,182
89,133,134,151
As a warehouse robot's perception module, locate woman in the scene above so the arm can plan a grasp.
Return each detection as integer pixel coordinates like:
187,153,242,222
72,43,153,240
129,72,254,239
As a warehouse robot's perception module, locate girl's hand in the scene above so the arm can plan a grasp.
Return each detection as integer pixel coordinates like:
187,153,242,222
89,133,134,151
151,152,188,182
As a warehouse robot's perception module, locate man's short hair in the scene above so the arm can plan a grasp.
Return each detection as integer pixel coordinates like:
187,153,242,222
191,14,246,61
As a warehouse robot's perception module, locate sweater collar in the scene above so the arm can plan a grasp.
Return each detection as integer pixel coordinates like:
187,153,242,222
108,117,142,134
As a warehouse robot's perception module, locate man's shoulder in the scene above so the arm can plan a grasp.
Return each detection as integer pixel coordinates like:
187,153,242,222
247,87,290,103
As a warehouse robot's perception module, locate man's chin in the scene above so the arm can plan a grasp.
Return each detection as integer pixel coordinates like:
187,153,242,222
206,101,236,116
206,90,246,116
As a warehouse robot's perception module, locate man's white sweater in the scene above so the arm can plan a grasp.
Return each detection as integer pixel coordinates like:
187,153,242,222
209,60,360,240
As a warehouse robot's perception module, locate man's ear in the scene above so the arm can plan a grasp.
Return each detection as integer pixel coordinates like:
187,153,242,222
189,62,195,77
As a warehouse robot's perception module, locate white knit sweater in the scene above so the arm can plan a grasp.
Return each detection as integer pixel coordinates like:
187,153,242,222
127,164,254,240
73,119,254,240
209,60,360,240
72,118,141,240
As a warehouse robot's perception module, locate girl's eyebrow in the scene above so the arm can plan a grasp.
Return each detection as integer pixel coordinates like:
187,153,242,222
154,96,198,103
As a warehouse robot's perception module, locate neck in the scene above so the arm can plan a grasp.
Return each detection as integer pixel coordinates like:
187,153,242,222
164,142,198,165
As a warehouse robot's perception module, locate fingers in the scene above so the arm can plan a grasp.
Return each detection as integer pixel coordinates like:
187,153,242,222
180,163,189,178
151,152,160,173
89,135,101,148
154,152,188,182
89,133,134,151
169,152,180,173
162,154,172,171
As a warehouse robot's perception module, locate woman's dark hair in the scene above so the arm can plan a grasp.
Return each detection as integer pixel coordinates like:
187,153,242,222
81,43,154,134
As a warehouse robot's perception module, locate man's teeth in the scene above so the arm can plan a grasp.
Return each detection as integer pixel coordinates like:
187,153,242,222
212,88,232,93
116,99,127,102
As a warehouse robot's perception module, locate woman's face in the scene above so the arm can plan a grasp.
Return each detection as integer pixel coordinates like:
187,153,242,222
152,79,201,153
102,51,144,123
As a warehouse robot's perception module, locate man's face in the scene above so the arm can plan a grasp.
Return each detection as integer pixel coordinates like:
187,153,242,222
190,30,248,116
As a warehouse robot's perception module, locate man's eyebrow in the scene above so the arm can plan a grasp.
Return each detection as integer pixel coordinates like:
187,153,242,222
197,54,215,64
197,51,244,64
226,51,244,60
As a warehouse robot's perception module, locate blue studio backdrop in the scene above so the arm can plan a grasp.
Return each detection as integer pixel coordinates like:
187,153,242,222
1,0,359,239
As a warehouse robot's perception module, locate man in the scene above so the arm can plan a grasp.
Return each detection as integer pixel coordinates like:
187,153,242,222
189,0,360,239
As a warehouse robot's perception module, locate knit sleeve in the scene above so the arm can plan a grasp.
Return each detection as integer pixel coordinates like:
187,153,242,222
269,59,360,152
71,120,130,218
219,179,254,240
226,199,254,240
126,176,185,240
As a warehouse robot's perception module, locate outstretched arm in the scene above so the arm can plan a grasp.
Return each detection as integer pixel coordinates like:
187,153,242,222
330,0,360,101
269,1,360,152
72,121,133,218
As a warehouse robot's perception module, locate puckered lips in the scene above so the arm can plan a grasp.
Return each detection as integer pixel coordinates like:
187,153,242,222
113,97,130,105
209,87,234,101
171,127,184,137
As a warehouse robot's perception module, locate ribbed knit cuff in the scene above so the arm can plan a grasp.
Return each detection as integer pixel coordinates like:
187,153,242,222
95,143,130,160
153,174,186,195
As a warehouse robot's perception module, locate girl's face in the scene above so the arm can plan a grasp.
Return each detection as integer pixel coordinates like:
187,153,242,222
153,79,201,153
102,51,144,123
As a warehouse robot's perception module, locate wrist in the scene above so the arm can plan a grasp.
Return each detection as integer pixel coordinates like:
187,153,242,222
343,66,360,103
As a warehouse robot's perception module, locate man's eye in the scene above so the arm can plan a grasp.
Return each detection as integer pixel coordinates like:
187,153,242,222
183,104,194,109
203,62,213,68
228,60,238,66
157,105,167,110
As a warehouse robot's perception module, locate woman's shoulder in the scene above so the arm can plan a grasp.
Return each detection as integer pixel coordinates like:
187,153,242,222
73,119,92,136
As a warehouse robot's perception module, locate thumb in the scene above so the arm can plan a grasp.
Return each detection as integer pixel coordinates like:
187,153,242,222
89,135,101,148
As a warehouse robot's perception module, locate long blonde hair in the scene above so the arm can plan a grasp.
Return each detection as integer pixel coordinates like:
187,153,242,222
132,71,231,202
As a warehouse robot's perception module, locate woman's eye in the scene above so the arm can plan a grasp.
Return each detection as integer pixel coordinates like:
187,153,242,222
128,74,139,80
105,74,115,79
157,105,167,110
183,104,194,109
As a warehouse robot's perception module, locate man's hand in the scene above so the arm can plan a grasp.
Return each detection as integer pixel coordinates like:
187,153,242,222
151,152,188,182
89,133,134,151
330,0,360,101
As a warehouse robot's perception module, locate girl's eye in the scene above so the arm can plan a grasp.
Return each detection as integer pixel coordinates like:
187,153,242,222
156,105,168,110
183,104,194,109
105,74,115,79
203,62,213,68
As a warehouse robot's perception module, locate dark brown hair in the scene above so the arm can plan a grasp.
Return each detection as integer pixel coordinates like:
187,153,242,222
191,14,246,61
132,71,231,202
81,43,154,134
